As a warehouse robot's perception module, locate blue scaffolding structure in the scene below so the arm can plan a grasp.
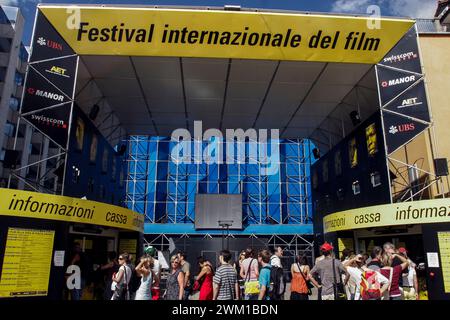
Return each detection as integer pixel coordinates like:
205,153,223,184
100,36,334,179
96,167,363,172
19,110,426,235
125,136,316,232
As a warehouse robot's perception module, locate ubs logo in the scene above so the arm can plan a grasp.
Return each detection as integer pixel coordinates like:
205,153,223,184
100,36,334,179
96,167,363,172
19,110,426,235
45,66,70,78
389,123,415,135
37,37,63,51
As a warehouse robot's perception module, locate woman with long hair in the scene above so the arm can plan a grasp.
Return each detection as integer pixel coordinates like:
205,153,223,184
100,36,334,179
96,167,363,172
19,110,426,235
239,247,259,300
290,255,312,300
195,256,214,300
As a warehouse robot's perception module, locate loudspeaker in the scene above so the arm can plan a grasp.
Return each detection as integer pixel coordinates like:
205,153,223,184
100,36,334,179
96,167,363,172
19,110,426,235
349,111,361,126
312,148,320,159
89,104,100,121
2,150,20,169
434,158,449,177
53,164,65,180
116,144,126,156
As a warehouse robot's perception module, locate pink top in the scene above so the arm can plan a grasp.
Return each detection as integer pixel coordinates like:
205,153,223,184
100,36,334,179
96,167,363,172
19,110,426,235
241,258,258,281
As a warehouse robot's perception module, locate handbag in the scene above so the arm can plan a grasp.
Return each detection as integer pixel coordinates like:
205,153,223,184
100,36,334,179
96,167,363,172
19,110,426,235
296,262,313,295
114,266,128,300
332,258,347,300
244,259,260,295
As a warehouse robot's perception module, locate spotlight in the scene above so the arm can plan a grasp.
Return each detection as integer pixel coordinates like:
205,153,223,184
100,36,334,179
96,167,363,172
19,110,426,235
349,110,361,126
312,148,320,159
89,104,100,121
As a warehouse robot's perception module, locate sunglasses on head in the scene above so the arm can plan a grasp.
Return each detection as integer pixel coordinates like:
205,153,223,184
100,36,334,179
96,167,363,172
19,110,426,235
119,257,124,260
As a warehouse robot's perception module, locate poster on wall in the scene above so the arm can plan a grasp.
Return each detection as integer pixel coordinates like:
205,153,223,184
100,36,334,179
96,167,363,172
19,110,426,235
437,232,450,293
383,80,430,123
379,26,421,74
349,138,358,168
21,68,70,114
30,55,78,98
377,66,421,107
322,160,329,183
30,11,75,63
102,149,108,173
334,150,342,176
0,228,54,298
75,117,85,151
22,103,71,148
382,111,428,154
90,134,98,163
365,123,378,156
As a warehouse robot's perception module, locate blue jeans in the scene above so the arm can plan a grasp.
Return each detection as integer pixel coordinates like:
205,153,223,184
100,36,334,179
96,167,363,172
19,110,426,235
245,294,258,300
70,279,85,300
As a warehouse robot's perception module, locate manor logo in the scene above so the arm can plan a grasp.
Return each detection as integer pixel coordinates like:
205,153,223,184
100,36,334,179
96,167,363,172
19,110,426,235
388,123,415,135
381,75,416,88
31,113,67,129
45,66,70,78
36,37,63,51
27,87,65,102
383,51,418,64
396,97,423,109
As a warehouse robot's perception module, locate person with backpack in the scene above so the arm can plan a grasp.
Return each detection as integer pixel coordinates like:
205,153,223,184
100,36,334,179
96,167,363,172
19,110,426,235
111,253,132,300
343,254,389,300
258,249,272,300
240,248,259,300
310,242,350,300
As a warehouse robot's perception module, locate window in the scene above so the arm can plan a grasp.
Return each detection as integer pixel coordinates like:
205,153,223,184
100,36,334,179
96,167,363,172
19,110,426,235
352,180,361,195
370,172,381,187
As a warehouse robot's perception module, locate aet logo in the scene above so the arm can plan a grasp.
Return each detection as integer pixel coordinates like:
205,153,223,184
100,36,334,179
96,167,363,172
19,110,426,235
397,97,423,109
46,66,70,78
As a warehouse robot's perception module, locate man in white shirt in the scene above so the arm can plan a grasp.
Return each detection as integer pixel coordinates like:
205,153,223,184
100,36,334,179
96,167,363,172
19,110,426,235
270,246,283,268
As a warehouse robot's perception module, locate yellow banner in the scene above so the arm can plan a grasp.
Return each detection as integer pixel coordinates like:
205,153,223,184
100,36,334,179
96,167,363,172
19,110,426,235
39,6,414,64
323,198,450,233
0,228,54,298
0,188,144,232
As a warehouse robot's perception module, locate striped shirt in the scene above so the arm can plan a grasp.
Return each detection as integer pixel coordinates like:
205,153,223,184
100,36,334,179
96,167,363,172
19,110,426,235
213,264,237,300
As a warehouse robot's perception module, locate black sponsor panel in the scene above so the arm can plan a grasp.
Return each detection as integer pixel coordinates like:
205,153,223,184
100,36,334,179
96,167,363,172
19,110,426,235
30,11,75,62
23,104,71,147
378,66,421,106
379,26,421,74
384,80,430,123
383,111,428,154
22,68,70,114
31,55,77,97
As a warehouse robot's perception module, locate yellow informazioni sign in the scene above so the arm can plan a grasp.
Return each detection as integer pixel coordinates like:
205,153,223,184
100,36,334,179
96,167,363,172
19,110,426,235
0,188,144,232
323,198,450,233
39,5,414,64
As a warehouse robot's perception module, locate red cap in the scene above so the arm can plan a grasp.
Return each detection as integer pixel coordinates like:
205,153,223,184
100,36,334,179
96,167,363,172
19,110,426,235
320,242,334,252
398,247,407,254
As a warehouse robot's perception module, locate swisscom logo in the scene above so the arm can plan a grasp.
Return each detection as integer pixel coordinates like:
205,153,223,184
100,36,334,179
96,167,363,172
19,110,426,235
383,51,418,64
27,87,65,102
388,123,415,135
381,75,416,88
31,113,67,129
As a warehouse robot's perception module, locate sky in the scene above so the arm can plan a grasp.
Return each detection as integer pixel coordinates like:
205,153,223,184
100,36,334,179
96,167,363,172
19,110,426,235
0,0,438,46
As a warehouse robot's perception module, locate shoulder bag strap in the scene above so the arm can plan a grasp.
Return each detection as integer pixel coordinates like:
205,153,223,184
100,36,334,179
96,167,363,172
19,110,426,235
297,262,308,283
245,259,254,282
332,258,338,297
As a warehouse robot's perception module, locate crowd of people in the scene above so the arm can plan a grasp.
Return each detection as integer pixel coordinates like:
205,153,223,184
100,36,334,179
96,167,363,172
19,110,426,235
72,241,422,301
